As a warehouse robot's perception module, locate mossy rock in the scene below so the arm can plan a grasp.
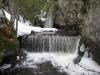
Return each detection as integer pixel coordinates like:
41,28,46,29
0,17,19,61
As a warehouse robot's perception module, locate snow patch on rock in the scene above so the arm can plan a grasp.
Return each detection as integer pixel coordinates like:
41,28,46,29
4,10,11,21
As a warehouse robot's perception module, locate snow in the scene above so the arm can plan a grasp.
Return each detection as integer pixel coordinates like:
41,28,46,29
39,10,46,21
3,10,57,37
14,15,58,36
40,17,46,21
14,20,58,37
3,10,11,21
80,44,85,52
18,51,100,75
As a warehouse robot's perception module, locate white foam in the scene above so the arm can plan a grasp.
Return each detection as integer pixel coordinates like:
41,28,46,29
19,52,100,75
79,52,100,72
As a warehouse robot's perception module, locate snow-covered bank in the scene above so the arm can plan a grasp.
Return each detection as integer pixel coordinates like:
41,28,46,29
17,52,100,75
3,10,58,37
14,20,58,36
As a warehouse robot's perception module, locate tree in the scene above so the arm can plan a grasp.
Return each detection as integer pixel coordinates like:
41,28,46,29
17,0,55,25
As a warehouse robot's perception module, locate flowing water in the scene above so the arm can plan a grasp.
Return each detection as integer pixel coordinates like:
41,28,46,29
22,34,79,53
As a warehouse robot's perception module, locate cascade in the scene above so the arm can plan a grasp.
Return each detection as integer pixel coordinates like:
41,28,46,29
22,34,80,53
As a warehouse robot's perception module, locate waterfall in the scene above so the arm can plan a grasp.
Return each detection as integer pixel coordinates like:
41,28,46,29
22,34,80,53
44,9,53,28
18,35,100,75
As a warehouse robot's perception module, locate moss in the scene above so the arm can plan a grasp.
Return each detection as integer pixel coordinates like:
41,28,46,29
0,17,19,60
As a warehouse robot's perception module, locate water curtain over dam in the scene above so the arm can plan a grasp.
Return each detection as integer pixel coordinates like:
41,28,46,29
22,34,79,53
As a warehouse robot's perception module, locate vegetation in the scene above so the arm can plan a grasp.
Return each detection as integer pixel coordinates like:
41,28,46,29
0,17,19,60
17,0,56,24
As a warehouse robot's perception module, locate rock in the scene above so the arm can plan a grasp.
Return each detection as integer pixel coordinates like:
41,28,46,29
53,0,83,35
54,0,100,65
31,30,35,34
0,9,5,18
73,55,82,64
81,0,100,65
